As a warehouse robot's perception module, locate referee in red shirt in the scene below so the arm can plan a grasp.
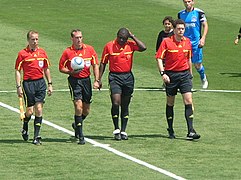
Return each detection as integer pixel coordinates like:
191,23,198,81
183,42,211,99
156,19,200,140
15,30,53,145
99,28,146,140
59,29,99,145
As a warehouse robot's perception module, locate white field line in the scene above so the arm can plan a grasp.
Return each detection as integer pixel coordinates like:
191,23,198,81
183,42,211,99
1,88,241,93
0,101,186,180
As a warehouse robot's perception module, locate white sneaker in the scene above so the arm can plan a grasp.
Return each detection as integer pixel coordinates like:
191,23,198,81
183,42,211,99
113,129,120,135
201,78,208,89
113,129,121,141
120,132,128,140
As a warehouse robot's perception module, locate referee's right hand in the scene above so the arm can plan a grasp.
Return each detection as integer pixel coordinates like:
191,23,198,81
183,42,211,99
17,86,23,97
162,74,170,84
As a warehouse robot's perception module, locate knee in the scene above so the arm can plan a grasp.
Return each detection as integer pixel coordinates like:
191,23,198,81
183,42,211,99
167,98,175,106
74,100,83,114
111,94,121,106
167,102,174,106
112,101,120,107
35,107,43,117
194,63,202,70
184,98,193,104
26,108,34,117
82,108,90,116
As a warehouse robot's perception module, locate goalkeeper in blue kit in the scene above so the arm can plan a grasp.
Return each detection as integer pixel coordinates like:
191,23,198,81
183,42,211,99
178,0,209,89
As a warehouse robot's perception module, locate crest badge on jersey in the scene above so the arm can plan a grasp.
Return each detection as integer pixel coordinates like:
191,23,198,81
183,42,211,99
85,60,91,67
191,16,197,22
39,61,44,68
127,54,131,60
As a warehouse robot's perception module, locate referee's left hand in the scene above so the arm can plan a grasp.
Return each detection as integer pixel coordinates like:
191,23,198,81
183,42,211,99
199,37,205,48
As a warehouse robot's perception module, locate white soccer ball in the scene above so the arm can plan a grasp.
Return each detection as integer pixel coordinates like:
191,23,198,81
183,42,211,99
71,57,85,72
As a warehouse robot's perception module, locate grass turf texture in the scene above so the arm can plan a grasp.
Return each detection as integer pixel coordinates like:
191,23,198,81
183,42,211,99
0,0,241,179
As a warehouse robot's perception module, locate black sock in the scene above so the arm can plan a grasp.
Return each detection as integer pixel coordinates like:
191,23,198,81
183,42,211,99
82,114,87,121
75,115,83,137
120,95,131,132
81,115,86,129
166,104,174,130
111,105,119,130
23,114,31,131
34,116,42,138
121,115,129,132
185,104,194,133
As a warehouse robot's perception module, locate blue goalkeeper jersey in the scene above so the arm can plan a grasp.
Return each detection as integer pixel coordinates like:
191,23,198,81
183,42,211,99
178,8,207,48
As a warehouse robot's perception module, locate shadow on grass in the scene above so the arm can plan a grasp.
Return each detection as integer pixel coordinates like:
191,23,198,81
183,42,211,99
0,134,198,144
135,86,165,91
0,139,27,144
0,137,74,144
220,72,241,77
87,133,196,142
86,134,167,141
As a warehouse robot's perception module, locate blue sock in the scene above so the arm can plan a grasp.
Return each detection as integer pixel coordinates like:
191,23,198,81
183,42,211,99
197,65,205,80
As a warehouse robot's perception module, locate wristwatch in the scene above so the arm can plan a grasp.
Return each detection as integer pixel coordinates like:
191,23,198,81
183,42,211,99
160,71,165,76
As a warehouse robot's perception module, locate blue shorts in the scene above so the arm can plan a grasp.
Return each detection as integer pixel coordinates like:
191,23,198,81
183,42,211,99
192,47,203,64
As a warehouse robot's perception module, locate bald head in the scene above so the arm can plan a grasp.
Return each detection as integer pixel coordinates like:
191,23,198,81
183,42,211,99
117,28,130,37
116,28,130,45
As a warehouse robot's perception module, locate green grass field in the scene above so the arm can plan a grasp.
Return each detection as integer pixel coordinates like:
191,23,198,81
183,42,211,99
0,0,241,179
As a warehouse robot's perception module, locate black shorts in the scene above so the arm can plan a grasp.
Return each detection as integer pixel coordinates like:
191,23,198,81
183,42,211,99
23,78,46,107
165,70,192,96
68,76,92,103
108,72,134,96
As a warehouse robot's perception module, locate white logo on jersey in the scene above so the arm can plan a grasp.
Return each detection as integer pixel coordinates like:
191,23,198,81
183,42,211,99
186,23,196,28
85,60,91,67
191,16,197,22
39,61,44,68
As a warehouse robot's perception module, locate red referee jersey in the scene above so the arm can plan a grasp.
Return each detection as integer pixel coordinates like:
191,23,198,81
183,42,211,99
15,46,50,80
156,35,192,71
59,44,98,78
101,39,139,73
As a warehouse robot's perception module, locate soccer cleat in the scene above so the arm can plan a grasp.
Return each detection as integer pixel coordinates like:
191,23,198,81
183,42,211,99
72,122,79,138
201,78,208,89
186,131,201,140
113,129,121,141
21,129,29,141
77,137,85,145
191,88,197,92
167,128,176,139
32,136,42,145
114,134,121,141
120,132,128,140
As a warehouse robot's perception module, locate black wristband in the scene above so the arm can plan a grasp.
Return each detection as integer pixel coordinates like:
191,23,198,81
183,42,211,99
16,85,21,88
238,35,241,39
160,71,165,76
48,82,52,85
